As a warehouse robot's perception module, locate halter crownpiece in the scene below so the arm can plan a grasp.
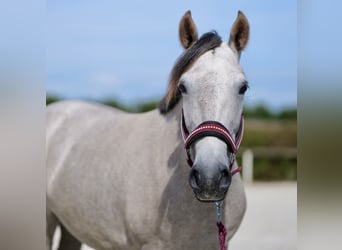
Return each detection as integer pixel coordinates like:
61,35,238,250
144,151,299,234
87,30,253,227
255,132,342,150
180,109,244,170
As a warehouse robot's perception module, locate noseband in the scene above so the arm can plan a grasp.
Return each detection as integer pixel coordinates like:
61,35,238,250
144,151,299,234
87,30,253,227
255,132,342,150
180,109,244,173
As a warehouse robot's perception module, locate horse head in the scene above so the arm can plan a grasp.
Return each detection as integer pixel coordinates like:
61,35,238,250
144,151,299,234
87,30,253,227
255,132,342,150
159,10,249,202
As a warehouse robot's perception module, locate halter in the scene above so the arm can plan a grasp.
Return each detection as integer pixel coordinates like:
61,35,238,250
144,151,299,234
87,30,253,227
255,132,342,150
180,109,245,250
180,109,244,171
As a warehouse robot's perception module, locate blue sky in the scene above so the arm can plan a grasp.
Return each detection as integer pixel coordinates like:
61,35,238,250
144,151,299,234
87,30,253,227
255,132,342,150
47,0,296,111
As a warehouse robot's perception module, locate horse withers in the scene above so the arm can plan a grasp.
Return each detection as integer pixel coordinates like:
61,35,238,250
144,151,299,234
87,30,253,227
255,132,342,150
47,10,249,250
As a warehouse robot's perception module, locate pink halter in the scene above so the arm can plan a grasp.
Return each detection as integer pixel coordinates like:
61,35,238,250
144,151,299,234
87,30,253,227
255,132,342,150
180,109,244,249
180,109,244,170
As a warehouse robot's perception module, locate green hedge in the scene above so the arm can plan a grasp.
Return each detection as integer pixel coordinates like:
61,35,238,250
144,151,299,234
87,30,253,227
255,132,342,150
46,96,297,181
46,96,297,120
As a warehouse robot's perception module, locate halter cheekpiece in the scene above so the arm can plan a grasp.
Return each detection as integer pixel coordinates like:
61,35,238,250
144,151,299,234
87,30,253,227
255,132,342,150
180,109,244,172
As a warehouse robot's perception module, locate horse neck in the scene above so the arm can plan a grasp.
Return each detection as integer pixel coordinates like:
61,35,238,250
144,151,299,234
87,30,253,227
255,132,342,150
161,100,184,143
157,100,196,195
148,100,188,179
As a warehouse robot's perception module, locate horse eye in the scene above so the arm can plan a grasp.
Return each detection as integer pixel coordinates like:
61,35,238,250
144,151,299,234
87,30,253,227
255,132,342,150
239,84,248,95
178,83,187,94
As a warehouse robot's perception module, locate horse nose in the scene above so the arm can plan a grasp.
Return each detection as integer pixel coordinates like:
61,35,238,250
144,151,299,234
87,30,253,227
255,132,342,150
189,164,232,193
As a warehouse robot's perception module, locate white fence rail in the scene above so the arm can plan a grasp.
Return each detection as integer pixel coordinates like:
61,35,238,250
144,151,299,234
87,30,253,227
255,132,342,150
241,147,297,183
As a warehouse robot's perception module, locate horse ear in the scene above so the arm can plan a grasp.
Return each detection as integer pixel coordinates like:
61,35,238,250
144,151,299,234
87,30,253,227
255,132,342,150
179,10,198,49
229,11,249,54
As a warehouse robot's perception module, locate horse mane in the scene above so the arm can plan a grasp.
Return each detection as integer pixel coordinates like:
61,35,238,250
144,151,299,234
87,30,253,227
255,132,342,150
158,31,222,114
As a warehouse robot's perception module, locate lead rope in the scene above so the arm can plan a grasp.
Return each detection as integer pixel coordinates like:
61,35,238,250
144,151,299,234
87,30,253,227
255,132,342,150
215,168,241,250
216,201,227,250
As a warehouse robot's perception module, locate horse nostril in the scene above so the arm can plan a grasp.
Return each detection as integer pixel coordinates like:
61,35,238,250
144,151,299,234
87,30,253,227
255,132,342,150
219,168,231,190
189,169,200,190
222,169,229,177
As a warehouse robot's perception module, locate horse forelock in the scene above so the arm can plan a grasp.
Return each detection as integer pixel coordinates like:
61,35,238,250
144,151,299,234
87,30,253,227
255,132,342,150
158,32,222,114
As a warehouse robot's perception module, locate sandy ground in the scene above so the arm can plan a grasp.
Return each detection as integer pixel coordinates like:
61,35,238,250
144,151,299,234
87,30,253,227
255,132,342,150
230,182,297,250
52,182,297,250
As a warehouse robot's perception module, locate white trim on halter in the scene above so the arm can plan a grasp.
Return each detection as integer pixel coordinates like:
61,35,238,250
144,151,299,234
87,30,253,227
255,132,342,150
180,109,244,169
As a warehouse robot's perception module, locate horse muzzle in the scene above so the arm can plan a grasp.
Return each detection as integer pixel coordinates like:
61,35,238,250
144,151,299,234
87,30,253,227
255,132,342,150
180,109,244,202
189,163,232,202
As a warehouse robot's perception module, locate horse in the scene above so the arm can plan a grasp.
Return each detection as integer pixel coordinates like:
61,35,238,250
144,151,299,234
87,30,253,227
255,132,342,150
46,10,250,250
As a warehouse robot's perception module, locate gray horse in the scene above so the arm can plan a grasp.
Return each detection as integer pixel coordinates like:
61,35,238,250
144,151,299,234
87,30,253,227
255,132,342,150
47,10,249,250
